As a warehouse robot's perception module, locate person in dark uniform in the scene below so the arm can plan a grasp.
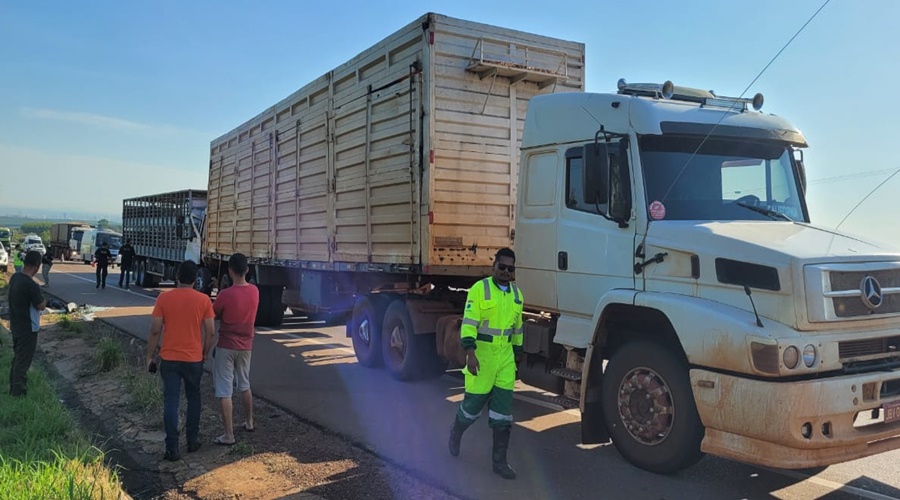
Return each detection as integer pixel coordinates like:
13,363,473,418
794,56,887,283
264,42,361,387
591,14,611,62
118,239,136,289
41,250,53,286
94,242,112,289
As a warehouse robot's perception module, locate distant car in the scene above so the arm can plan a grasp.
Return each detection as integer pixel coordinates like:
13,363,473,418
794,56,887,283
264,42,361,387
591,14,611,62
27,243,47,256
0,242,8,271
23,234,46,255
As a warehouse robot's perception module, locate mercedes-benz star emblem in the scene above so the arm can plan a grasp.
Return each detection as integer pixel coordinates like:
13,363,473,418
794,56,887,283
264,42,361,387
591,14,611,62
860,275,884,310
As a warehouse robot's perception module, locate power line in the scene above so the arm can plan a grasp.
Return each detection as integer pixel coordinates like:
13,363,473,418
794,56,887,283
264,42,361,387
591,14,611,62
834,168,900,231
659,0,832,205
808,167,899,185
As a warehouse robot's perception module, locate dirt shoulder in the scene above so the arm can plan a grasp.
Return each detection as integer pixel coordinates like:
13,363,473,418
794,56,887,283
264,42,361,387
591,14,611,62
34,298,461,500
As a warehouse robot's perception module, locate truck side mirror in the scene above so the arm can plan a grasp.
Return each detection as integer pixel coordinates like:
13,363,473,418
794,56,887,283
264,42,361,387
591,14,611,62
608,139,633,225
582,142,609,205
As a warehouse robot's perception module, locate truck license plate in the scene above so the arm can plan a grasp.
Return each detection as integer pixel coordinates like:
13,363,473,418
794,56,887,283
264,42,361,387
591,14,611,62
884,400,900,424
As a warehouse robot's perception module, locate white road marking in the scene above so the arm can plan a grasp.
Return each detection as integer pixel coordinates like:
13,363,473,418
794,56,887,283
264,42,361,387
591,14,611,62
763,467,900,500
59,270,158,301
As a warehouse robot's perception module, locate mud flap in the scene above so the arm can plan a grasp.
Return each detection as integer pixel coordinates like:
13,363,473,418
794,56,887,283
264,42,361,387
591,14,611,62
581,348,610,444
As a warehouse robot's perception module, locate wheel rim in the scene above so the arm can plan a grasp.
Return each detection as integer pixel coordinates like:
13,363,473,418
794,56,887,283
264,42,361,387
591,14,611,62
387,325,406,365
358,318,371,344
617,367,675,446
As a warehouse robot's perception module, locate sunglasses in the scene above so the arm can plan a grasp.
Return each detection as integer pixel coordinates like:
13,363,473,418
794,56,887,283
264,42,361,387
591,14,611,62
497,263,516,272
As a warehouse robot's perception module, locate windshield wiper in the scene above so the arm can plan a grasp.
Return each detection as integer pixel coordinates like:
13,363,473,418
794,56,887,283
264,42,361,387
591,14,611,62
736,202,794,222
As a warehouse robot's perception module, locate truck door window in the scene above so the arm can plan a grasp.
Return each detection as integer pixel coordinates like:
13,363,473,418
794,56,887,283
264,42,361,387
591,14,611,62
525,152,558,207
565,148,609,214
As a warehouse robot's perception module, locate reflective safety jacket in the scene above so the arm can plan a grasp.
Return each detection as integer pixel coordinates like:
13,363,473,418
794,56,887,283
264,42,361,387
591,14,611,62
460,277,524,351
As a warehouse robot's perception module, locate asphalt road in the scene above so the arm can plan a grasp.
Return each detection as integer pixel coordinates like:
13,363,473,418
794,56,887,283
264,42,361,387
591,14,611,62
33,263,900,500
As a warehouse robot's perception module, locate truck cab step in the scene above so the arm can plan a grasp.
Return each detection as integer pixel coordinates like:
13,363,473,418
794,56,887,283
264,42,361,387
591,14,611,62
550,368,582,382
543,394,580,409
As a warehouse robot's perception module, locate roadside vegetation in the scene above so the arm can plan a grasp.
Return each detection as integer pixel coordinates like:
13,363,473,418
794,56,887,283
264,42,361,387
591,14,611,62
0,273,125,499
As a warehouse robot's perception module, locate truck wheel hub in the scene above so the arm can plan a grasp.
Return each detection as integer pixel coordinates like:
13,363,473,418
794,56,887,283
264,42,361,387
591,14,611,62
358,319,371,343
617,367,674,446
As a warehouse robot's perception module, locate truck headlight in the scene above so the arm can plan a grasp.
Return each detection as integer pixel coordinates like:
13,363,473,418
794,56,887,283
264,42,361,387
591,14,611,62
802,344,817,367
783,346,800,369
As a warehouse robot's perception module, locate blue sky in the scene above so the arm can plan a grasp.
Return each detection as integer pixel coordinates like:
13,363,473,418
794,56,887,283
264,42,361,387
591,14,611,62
1,0,898,248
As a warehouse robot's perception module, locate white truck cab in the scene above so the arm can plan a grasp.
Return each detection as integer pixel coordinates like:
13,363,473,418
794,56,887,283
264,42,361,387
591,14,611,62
516,79,900,473
81,229,123,266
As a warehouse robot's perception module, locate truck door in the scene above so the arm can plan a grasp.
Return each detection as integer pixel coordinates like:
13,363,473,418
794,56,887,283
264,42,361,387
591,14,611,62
555,144,636,346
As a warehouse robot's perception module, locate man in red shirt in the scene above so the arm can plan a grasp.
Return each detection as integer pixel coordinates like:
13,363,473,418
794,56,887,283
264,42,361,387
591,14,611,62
212,253,260,445
146,260,215,461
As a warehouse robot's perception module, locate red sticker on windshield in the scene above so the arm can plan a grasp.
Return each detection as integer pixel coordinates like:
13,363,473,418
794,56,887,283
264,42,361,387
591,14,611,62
649,201,666,220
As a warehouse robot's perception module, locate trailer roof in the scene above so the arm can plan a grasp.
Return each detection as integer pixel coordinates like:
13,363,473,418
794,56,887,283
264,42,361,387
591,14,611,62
123,189,208,202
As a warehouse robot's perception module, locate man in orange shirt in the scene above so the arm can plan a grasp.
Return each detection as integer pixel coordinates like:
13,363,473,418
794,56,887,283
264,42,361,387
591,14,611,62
146,260,215,461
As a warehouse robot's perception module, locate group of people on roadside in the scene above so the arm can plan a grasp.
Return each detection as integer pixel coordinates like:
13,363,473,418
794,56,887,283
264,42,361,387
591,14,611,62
6,248,259,462
144,253,258,460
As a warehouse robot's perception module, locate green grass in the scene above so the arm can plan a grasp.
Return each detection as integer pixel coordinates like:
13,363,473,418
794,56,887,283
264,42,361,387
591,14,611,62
0,339,123,499
123,370,163,421
228,441,254,458
95,337,123,373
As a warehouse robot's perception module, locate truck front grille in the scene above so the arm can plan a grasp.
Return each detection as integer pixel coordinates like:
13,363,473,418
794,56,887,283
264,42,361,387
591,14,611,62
828,268,900,318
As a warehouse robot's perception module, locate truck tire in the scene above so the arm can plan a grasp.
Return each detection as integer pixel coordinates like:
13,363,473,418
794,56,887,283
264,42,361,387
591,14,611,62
381,300,446,381
601,340,704,474
255,286,284,327
141,265,160,288
350,295,389,368
195,267,213,296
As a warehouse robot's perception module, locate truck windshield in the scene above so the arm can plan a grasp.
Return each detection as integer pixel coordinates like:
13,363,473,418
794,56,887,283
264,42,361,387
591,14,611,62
0,230,9,239
640,135,806,222
98,234,122,249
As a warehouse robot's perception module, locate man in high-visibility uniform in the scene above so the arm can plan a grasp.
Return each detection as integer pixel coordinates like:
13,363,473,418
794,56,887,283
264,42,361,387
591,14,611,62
13,246,25,273
448,247,523,480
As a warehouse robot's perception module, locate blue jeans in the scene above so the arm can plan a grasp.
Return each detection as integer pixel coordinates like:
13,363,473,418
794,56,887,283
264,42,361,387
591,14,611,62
159,359,204,453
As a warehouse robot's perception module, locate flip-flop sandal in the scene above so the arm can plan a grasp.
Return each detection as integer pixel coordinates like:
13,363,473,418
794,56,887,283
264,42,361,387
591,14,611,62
242,422,255,432
215,435,235,446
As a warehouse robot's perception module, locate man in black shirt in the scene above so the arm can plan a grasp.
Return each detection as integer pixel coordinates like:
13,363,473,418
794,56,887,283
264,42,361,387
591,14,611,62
118,239,136,289
8,250,46,397
94,242,112,289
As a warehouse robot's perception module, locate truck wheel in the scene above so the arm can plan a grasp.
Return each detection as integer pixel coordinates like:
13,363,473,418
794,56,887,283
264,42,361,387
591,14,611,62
255,286,284,327
601,340,704,474
141,267,160,288
381,300,446,381
196,267,213,296
350,295,389,368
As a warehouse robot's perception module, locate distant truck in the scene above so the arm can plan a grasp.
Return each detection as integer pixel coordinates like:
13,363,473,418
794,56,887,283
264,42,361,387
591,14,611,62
0,227,10,250
80,228,122,266
122,190,210,291
68,226,91,261
50,222,90,260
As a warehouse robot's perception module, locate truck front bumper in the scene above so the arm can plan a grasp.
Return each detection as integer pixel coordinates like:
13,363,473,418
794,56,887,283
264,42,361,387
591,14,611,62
692,368,900,469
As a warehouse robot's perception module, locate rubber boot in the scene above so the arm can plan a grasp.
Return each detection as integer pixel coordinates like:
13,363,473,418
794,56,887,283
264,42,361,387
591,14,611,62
491,427,516,480
448,417,467,457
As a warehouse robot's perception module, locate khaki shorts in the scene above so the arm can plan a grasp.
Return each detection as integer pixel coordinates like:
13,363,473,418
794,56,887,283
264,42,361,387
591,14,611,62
213,347,252,398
